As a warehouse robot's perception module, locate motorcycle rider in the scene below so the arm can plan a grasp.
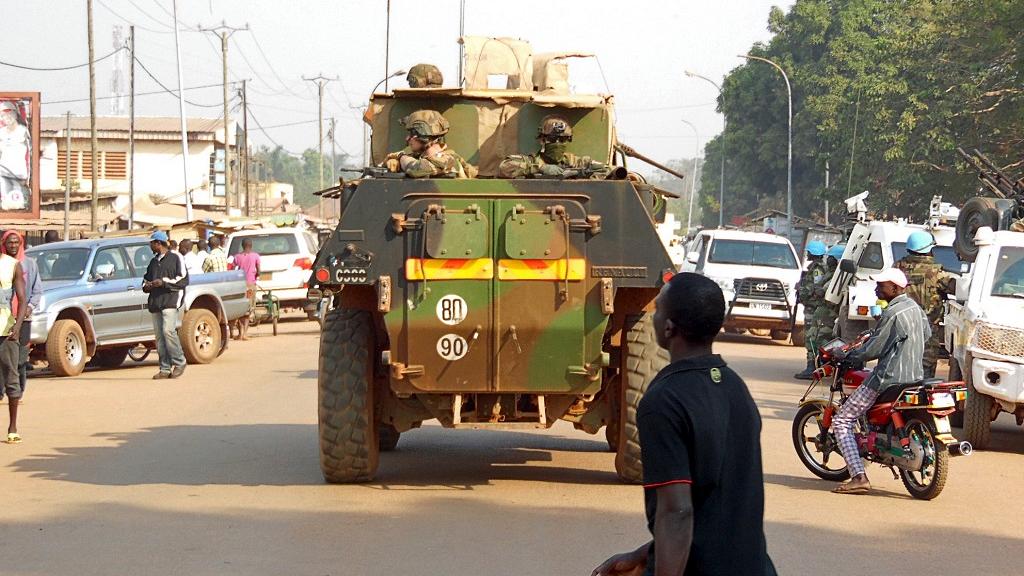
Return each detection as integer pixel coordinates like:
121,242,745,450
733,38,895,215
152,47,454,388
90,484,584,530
794,240,828,379
832,268,930,494
895,231,954,378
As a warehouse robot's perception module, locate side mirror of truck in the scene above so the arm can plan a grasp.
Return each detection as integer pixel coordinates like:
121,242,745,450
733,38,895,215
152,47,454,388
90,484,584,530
955,275,970,302
839,259,858,274
686,252,699,264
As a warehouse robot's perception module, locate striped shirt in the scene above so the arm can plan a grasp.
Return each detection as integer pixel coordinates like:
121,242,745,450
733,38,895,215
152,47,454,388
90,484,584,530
847,293,930,391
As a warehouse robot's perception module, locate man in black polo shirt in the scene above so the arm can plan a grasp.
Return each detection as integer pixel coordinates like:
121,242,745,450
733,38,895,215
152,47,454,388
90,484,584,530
142,231,189,380
593,273,776,576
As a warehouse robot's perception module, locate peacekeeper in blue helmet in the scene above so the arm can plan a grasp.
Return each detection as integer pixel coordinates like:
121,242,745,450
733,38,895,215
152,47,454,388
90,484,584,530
894,231,954,378
795,240,828,379
807,244,846,355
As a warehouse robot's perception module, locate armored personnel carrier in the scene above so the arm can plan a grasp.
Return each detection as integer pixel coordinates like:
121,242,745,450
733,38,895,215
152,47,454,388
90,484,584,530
309,40,678,483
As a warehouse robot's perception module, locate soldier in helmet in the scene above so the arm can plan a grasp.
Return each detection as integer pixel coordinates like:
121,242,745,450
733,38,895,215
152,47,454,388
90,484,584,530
894,230,954,378
382,110,477,179
498,115,611,179
407,64,443,88
809,244,845,352
795,240,828,379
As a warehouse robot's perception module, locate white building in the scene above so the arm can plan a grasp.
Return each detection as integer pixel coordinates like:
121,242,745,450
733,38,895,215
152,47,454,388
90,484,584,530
40,116,237,213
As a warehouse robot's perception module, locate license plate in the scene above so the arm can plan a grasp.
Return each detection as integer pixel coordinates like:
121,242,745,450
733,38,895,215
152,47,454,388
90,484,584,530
750,302,772,310
930,393,955,408
259,272,273,281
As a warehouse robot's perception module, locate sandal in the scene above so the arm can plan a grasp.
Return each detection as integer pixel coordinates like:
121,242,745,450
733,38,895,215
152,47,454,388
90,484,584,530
832,481,870,495
5,432,22,444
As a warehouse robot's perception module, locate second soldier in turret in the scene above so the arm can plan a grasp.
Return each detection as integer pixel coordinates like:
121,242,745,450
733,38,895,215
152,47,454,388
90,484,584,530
498,115,610,179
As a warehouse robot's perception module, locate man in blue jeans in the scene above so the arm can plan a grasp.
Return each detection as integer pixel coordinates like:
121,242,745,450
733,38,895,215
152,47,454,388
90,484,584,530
142,231,189,379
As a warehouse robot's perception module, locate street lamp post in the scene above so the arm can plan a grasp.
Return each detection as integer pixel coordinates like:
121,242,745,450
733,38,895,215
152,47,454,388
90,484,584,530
740,54,793,241
684,71,726,228
679,119,700,234
363,69,408,166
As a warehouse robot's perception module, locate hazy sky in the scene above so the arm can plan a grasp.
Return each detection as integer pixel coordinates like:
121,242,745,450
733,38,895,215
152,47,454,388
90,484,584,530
3,0,792,167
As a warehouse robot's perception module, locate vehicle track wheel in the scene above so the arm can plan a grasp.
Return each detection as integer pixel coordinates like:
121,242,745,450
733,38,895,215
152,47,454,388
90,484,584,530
46,319,87,377
614,313,670,484
179,308,221,364
318,307,379,483
899,417,949,500
791,402,850,481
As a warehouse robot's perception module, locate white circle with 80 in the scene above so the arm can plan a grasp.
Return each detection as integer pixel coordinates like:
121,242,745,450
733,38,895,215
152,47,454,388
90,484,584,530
435,294,468,325
436,333,468,361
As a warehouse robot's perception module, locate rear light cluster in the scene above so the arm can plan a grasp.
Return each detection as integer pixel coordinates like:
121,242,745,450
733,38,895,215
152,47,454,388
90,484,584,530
294,257,313,270
315,267,330,283
857,305,869,316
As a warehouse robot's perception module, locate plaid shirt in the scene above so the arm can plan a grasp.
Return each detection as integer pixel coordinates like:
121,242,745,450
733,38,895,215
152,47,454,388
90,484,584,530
846,294,930,391
202,247,229,273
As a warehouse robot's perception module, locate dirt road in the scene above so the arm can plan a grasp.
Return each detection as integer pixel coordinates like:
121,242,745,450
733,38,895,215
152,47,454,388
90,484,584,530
1,318,1021,575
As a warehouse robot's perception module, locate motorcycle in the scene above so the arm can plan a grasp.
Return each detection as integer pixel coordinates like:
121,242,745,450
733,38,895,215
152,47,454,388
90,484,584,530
792,335,972,500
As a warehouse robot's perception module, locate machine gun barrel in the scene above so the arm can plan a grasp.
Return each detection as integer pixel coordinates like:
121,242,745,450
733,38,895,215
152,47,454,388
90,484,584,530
957,147,1024,200
615,142,688,181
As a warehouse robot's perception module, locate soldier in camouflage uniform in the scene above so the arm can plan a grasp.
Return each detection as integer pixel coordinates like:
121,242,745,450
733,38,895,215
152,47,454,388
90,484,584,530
810,245,844,356
894,231,954,378
795,240,829,379
406,64,443,88
498,115,612,179
383,110,477,179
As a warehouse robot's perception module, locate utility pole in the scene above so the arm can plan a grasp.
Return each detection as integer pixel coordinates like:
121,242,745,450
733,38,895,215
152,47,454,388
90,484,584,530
87,0,98,231
303,74,336,215
64,112,71,240
128,25,135,229
199,21,248,213
240,80,250,217
171,0,193,221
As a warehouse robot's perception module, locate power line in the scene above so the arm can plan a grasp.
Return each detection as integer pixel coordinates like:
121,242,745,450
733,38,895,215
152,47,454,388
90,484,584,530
149,0,200,31
248,30,306,98
247,106,301,156
133,54,223,107
125,0,174,30
96,0,173,34
0,46,123,71
250,118,319,130
43,81,223,104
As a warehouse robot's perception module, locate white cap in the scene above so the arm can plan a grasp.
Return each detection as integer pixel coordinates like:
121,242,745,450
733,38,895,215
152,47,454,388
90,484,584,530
870,268,908,288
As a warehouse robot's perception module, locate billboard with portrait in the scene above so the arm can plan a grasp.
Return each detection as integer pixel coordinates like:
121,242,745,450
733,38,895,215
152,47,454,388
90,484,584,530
0,92,40,219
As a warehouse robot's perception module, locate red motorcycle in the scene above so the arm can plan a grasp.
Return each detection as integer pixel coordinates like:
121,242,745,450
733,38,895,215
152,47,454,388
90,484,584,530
792,335,972,500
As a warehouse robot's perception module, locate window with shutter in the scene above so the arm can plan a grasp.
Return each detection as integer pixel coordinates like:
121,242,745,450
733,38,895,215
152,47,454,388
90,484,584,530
103,151,127,179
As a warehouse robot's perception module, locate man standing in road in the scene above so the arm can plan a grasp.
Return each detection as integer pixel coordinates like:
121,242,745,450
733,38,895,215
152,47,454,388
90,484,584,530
231,238,260,341
142,231,188,380
0,231,39,401
832,268,929,494
794,240,828,379
202,234,228,273
593,273,776,576
0,229,27,443
179,239,207,276
895,231,953,378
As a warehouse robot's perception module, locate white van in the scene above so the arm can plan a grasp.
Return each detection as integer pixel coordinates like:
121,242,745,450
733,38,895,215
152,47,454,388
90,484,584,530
227,227,321,320
683,230,805,345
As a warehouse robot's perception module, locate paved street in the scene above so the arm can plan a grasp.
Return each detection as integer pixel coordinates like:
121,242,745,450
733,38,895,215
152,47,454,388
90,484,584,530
2,315,1022,576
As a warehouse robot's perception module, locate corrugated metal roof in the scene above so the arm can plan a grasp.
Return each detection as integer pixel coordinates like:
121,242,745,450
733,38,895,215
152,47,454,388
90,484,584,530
40,116,229,142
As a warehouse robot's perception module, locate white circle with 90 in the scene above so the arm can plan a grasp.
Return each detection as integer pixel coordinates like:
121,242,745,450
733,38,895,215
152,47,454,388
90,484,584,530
436,294,468,325
436,333,468,361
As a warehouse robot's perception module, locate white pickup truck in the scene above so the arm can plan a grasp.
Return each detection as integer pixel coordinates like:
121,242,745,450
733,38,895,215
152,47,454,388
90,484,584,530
944,226,1024,448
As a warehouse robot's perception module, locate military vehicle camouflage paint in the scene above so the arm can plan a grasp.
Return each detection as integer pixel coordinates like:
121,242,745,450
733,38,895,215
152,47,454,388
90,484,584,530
312,86,675,483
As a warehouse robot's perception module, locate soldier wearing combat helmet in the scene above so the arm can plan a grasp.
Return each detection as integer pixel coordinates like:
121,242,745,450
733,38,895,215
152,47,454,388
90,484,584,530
382,109,476,179
498,115,611,179
895,230,954,378
406,64,443,88
794,240,829,379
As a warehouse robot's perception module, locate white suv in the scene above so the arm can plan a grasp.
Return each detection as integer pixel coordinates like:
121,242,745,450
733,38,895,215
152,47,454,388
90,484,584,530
227,227,321,319
682,230,804,345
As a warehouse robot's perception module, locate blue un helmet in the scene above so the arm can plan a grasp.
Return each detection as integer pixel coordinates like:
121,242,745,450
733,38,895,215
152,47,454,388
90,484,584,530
827,244,845,259
806,240,827,257
906,231,936,254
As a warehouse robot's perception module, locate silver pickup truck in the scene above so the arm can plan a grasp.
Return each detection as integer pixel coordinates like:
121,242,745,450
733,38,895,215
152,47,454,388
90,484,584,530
26,237,250,376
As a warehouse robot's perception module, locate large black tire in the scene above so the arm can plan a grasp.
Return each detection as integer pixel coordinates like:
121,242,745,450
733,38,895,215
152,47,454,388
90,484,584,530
899,417,950,500
791,403,851,482
179,308,221,365
770,329,789,341
318,308,379,483
379,425,400,452
88,346,130,369
948,357,964,428
963,353,994,449
614,313,670,484
790,325,806,347
954,197,1001,263
46,319,87,377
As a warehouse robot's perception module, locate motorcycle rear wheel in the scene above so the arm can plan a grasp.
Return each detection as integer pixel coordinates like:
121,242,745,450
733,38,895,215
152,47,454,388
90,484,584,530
898,417,950,500
792,403,851,482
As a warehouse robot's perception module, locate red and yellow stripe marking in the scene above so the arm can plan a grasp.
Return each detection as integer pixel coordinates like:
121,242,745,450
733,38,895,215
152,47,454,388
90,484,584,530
497,258,585,281
405,258,494,280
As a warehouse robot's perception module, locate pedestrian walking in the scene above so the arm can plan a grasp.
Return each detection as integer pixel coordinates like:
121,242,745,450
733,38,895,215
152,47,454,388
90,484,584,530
230,238,260,341
142,231,189,380
0,231,39,401
593,273,776,576
0,231,27,443
202,234,229,273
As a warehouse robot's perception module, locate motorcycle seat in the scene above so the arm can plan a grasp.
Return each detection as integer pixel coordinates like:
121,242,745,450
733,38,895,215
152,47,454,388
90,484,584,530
875,382,921,404
919,377,945,387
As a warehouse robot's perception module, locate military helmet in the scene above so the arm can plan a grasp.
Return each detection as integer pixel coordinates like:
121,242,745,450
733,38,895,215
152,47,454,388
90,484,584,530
538,115,572,140
906,230,936,254
806,240,827,257
407,64,443,88
400,109,450,139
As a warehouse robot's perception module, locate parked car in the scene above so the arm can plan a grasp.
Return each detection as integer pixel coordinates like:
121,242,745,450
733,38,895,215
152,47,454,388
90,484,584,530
681,229,805,345
226,227,320,320
27,237,250,377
